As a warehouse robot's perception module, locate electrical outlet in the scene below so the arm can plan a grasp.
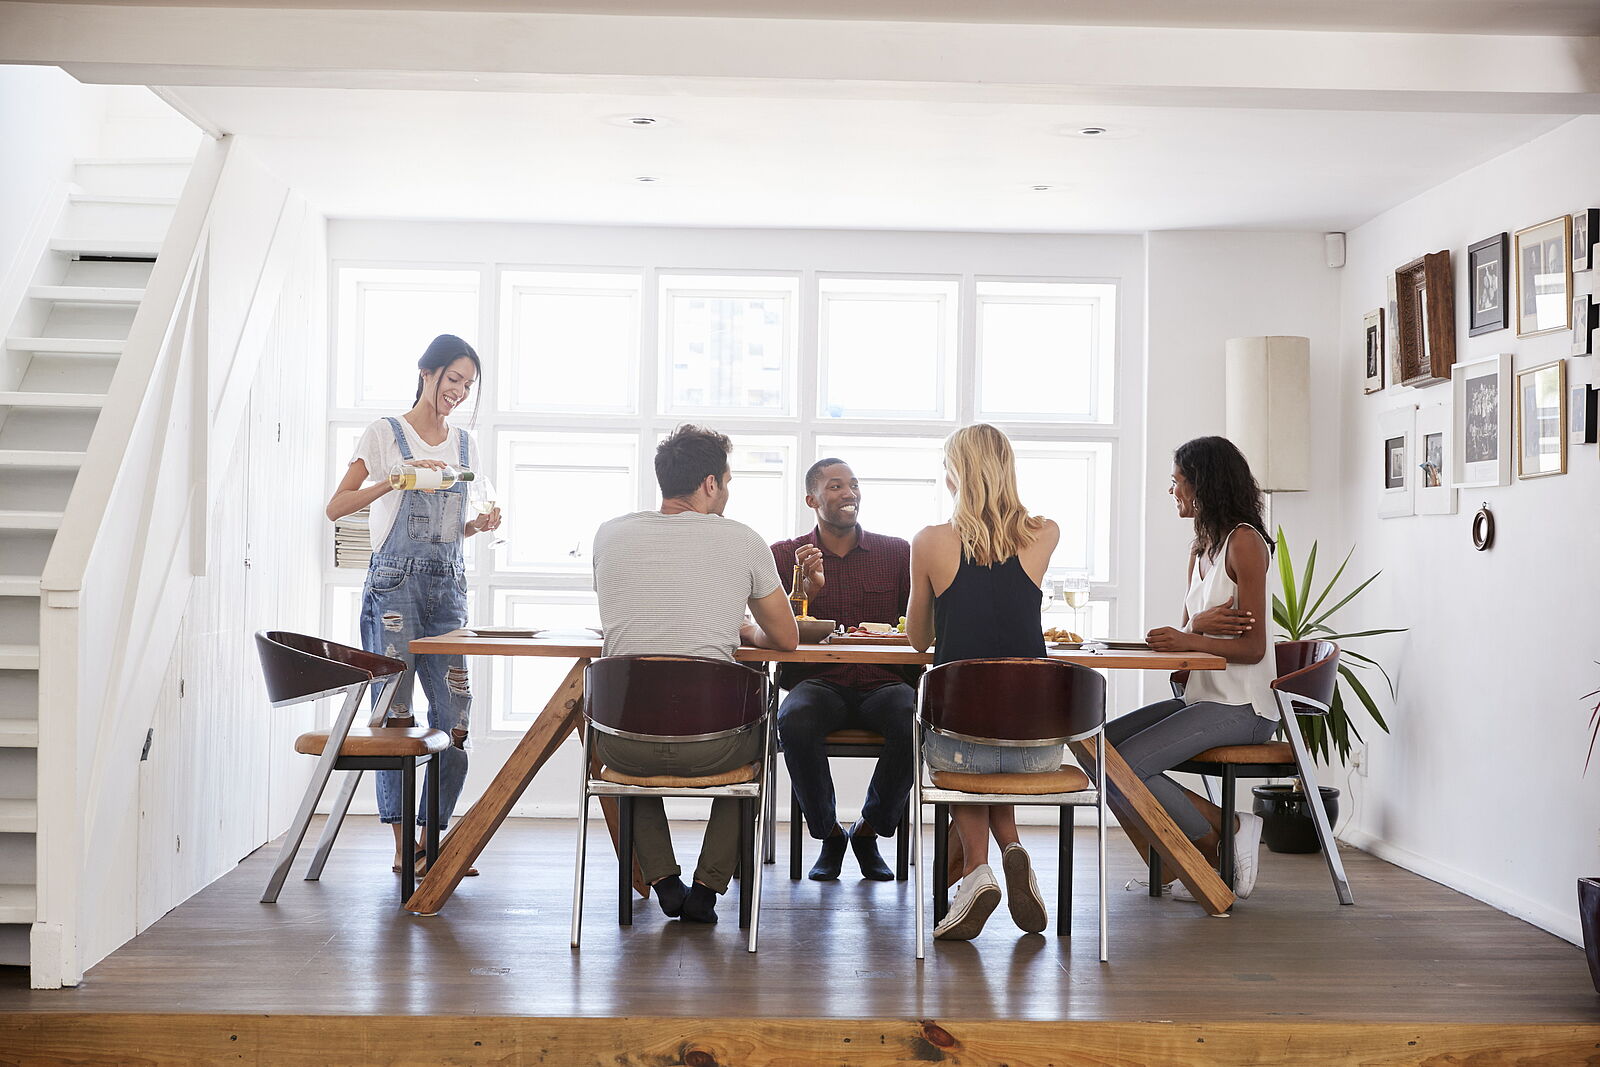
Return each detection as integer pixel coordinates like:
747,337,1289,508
1350,747,1368,777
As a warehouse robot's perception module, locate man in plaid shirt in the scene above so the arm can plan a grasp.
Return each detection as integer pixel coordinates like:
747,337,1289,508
770,459,919,881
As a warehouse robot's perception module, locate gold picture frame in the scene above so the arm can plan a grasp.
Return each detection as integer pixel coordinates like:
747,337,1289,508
1515,358,1567,478
1514,217,1573,337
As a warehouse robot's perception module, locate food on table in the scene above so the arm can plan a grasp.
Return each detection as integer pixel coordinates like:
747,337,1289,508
1042,627,1083,643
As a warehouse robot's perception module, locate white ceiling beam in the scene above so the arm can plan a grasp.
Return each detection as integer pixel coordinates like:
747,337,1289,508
1,2,1596,113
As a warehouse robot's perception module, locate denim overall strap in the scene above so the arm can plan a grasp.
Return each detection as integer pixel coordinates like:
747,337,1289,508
385,416,414,461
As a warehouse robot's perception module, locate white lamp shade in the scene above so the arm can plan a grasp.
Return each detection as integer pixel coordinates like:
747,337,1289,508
1225,335,1310,492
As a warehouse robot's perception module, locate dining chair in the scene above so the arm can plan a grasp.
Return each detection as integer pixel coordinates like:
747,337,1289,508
254,630,447,904
571,655,773,953
1148,639,1352,904
777,729,912,881
913,657,1107,961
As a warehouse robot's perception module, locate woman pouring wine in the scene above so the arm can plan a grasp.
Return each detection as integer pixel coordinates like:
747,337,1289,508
325,333,502,876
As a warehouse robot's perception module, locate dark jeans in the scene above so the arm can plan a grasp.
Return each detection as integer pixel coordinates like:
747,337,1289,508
778,679,915,840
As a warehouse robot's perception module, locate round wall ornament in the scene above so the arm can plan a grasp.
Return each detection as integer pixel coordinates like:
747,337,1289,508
1471,504,1495,551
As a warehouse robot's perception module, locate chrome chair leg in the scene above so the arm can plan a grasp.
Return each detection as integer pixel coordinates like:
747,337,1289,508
1282,709,1355,905
1097,732,1108,962
306,675,398,882
749,718,772,953
262,684,363,904
913,728,925,960
571,724,593,948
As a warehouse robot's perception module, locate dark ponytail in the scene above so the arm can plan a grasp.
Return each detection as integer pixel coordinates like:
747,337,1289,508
415,334,482,404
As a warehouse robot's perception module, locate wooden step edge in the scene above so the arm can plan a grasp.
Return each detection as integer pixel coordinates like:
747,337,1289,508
0,884,38,923
0,511,64,531
68,194,179,207
5,337,125,355
0,575,44,596
0,800,38,834
73,156,194,167
28,285,147,305
48,238,162,258
0,645,41,671
0,391,109,409
0,450,87,469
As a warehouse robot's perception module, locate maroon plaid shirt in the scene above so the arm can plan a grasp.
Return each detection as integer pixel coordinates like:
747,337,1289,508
770,527,918,692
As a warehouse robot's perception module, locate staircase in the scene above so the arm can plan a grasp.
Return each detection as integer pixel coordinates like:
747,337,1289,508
0,157,191,967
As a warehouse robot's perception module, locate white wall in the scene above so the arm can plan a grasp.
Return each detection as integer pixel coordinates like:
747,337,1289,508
0,67,106,286
1336,115,1600,945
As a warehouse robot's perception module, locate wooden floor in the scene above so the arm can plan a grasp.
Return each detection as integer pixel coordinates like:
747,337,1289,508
3,817,1598,1064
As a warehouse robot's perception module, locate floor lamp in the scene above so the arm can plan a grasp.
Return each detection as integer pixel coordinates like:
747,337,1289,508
1224,335,1311,535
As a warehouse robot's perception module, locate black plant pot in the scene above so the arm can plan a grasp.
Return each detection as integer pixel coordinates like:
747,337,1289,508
1251,784,1340,854
1580,878,1600,994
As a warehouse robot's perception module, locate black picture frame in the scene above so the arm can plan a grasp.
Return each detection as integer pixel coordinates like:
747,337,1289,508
1570,383,1597,445
1573,209,1598,273
1573,294,1597,357
1468,232,1509,336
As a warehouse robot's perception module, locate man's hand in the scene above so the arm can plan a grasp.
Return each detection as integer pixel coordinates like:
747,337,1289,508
796,543,826,595
1145,626,1192,652
1189,605,1253,636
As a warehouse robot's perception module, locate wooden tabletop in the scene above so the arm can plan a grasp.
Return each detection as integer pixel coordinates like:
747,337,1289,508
410,631,1225,674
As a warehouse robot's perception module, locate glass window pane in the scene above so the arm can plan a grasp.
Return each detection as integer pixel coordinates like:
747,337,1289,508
1012,440,1113,582
813,436,950,545
976,281,1116,423
661,274,796,415
336,268,479,412
819,278,956,420
498,432,638,572
501,271,640,413
490,590,600,731
724,436,796,543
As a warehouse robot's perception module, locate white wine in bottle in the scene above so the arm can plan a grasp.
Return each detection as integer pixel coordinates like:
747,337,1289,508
387,462,476,491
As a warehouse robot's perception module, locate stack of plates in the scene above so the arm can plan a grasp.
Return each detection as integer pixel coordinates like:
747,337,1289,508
334,507,373,569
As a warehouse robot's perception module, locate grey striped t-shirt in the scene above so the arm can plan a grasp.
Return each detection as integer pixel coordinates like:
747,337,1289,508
593,510,783,663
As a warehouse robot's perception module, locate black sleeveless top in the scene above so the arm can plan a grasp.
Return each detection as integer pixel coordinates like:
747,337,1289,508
932,554,1048,666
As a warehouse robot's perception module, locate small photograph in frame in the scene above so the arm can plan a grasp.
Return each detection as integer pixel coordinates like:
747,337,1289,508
1450,353,1513,489
1515,358,1567,478
1570,382,1597,446
1363,308,1385,393
1467,232,1509,336
1573,294,1596,356
1574,209,1598,273
1515,216,1573,337
1415,403,1457,516
1379,405,1415,517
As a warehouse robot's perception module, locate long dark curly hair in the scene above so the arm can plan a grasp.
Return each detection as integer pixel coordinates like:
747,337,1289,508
1174,436,1269,560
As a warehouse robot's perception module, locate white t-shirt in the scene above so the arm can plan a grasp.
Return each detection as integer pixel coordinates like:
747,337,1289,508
349,418,483,551
593,510,782,664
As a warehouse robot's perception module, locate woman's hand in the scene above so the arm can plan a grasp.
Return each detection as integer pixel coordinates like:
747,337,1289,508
466,506,502,537
401,458,450,493
795,543,826,595
1145,626,1192,652
1190,605,1254,636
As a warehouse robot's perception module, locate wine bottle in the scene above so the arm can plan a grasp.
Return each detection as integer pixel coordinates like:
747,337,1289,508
387,462,476,492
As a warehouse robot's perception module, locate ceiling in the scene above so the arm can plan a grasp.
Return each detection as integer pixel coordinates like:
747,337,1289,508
166,84,1569,232
35,0,1600,37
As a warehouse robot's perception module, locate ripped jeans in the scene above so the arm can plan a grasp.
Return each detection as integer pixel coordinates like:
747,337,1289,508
359,556,471,828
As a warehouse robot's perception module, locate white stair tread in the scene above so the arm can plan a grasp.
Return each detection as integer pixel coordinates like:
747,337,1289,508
0,645,41,671
0,798,37,830
0,575,42,597
0,450,87,469
0,391,107,409
0,511,63,531
6,336,123,355
28,285,146,305
0,885,37,923
69,194,178,206
0,722,37,749
50,238,161,258
75,157,193,166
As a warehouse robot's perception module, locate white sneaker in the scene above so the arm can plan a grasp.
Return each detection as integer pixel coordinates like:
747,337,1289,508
1001,842,1048,933
934,864,1001,941
1170,879,1196,902
1232,811,1264,899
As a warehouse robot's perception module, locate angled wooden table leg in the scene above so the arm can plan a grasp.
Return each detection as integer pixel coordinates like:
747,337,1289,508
406,659,589,915
1070,737,1235,916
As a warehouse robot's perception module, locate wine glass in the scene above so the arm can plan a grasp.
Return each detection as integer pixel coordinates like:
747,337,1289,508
467,474,506,548
1062,576,1091,639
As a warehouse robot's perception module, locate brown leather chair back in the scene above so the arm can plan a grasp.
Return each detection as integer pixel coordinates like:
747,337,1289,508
585,655,767,741
255,630,405,708
1272,639,1340,716
920,658,1105,745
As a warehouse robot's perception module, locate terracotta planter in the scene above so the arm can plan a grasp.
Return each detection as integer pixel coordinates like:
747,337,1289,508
1580,878,1600,994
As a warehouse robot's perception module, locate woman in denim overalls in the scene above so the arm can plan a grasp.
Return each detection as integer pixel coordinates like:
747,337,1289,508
326,335,501,874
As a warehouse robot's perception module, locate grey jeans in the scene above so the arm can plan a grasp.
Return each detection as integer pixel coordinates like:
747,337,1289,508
594,729,762,894
1103,698,1278,840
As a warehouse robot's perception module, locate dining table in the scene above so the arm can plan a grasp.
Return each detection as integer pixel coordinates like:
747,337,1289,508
402,632,1237,917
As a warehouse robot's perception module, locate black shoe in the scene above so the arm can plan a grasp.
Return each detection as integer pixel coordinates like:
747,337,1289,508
808,830,848,881
653,876,688,918
849,820,894,881
680,883,719,924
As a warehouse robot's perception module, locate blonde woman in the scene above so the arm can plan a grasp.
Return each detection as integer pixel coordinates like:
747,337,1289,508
907,423,1060,941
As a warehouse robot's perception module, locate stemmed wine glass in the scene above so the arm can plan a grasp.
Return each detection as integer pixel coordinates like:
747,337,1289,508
1061,575,1091,639
467,474,507,549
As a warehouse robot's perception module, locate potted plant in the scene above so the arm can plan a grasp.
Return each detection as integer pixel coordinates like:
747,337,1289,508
1581,674,1600,994
1253,527,1405,853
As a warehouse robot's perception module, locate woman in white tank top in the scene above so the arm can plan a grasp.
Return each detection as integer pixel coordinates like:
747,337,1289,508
1097,436,1280,900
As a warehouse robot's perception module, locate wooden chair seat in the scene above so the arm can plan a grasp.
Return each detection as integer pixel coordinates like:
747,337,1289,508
930,765,1091,795
824,729,885,745
1188,741,1294,765
598,762,759,789
294,727,450,758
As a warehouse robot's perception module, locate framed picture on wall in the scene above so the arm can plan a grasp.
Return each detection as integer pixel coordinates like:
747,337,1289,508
1414,403,1456,515
1573,209,1598,273
1363,308,1385,393
1450,353,1513,489
1573,294,1597,356
1515,216,1573,337
1570,383,1597,446
1467,232,1509,336
1385,271,1402,385
1516,359,1567,478
1379,405,1415,518
1395,251,1455,386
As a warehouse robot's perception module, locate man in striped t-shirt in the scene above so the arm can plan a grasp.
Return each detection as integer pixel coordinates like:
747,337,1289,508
592,424,798,925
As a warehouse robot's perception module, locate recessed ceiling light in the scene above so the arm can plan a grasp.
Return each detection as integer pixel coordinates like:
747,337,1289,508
1078,126,1108,136
1029,184,1058,192
635,175,660,183
608,114,671,129
628,116,658,126
1058,124,1135,140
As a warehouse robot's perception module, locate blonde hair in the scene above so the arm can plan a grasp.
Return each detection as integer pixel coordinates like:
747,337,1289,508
944,423,1043,567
